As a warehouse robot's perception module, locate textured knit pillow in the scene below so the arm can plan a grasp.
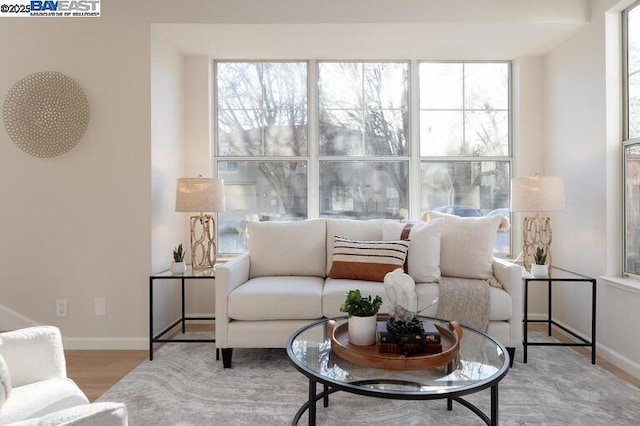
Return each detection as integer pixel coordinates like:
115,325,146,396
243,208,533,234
422,210,505,279
382,219,443,283
329,237,410,282
0,354,10,408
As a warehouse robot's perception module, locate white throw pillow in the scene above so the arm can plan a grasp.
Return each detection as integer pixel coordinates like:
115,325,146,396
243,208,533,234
248,219,326,278
422,211,503,279
382,219,442,283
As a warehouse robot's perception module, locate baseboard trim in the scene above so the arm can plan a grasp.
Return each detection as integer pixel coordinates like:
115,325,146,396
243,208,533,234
527,313,640,380
62,337,148,350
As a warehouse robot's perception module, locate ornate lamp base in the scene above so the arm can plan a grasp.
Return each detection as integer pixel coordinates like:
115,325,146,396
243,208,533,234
522,215,552,271
189,214,217,270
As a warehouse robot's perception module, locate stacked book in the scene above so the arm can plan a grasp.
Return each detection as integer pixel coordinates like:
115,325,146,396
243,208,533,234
376,321,442,355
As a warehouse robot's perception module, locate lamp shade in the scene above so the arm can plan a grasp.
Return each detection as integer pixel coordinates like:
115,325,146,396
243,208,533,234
511,176,565,213
175,177,226,213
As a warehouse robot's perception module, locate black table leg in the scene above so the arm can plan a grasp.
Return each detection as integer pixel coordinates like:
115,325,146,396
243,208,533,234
181,279,186,333
308,379,317,426
524,279,529,363
591,278,597,364
323,384,329,407
547,279,552,336
149,277,154,360
491,384,498,426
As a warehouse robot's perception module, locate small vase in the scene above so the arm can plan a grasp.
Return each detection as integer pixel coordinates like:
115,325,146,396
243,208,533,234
170,262,186,274
348,315,377,346
531,264,549,277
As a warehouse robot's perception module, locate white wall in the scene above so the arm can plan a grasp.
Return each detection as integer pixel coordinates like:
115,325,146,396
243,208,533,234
150,28,186,333
0,0,611,358
543,0,640,377
0,17,152,348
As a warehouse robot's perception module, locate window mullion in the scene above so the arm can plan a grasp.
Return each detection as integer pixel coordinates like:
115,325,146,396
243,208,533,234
410,59,422,221
309,60,320,219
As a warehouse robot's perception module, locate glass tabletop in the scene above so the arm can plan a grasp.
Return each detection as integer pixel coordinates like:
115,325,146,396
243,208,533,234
522,266,595,281
287,317,509,399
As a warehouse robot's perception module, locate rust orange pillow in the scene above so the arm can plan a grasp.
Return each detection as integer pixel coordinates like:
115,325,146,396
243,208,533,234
329,236,410,282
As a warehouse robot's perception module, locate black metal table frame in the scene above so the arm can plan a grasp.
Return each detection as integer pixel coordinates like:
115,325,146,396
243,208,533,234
287,318,509,426
149,270,218,361
523,266,596,364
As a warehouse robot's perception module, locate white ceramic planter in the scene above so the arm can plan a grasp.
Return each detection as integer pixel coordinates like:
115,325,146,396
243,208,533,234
170,262,187,274
348,315,377,346
531,264,549,277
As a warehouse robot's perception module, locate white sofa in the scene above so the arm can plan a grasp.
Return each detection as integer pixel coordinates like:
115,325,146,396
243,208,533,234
215,216,522,368
0,326,127,426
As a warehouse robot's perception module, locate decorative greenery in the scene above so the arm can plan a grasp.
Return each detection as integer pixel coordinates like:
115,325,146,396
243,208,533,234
533,246,547,265
172,244,185,262
340,289,383,317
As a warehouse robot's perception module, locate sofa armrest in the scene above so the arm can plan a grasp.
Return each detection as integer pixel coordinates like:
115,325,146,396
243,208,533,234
215,253,251,348
492,258,523,349
0,326,66,388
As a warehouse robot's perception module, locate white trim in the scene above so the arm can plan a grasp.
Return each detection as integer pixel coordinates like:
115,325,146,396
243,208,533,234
596,342,640,380
600,275,640,295
62,337,148,350
527,312,640,380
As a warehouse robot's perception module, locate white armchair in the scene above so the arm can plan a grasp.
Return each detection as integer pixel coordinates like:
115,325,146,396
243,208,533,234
0,326,127,426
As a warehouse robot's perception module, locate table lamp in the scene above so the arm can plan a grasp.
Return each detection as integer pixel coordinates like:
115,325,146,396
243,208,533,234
511,175,565,271
175,177,226,270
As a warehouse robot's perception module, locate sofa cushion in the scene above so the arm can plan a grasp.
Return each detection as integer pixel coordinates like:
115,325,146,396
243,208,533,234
228,277,324,320
329,237,410,282
414,280,512,321
0,378,89,424
422,211,504,279
326,219,384,275
382,219,443,283
323,278,389,318
248,219,326,278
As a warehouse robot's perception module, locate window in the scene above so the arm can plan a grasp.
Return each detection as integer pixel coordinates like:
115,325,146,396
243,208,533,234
624,2,640,275
318,62,409,220
419,62,511,253
215,60,511,254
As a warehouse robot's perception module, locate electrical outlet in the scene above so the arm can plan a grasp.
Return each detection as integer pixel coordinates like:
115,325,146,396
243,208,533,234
56,299,67,317
94,298,106,316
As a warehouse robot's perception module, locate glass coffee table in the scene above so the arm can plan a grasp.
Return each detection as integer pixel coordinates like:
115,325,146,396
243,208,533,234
286,317,510,426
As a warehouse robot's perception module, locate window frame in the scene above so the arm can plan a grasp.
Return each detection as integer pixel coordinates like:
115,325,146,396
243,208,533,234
213,59,512,255
623,1,640,277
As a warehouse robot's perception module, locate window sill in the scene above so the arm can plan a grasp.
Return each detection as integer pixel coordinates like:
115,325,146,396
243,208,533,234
600,275,640,295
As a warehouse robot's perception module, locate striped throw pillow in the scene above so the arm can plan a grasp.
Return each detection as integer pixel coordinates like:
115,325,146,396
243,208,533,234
329,236,410,282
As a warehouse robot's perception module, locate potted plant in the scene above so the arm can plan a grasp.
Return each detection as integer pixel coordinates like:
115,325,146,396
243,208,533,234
170,244,187,274
531,246,549,277
340,289,383,346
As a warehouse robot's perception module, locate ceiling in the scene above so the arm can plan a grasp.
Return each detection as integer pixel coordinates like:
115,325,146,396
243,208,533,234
153,0,591,59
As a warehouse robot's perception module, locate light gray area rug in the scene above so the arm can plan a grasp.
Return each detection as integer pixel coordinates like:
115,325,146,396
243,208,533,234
99,332,640,425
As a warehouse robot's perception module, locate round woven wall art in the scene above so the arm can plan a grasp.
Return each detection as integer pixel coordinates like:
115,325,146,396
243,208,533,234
3,71,90,158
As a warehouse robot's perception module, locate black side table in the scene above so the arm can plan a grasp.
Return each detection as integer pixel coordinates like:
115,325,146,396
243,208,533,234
149,268,218,360
523,266,596,364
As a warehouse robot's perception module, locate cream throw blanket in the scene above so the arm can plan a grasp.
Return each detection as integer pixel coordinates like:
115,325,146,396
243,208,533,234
436,277,490,332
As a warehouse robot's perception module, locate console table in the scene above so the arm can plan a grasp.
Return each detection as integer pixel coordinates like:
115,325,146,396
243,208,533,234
523,266,596,364
149,268,217,361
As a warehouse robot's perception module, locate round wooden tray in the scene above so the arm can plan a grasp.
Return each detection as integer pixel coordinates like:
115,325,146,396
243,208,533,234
328,318,463,371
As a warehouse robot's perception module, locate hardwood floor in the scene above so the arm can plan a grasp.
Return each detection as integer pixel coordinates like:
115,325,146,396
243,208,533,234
65,350,147,401
65,324,639,402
